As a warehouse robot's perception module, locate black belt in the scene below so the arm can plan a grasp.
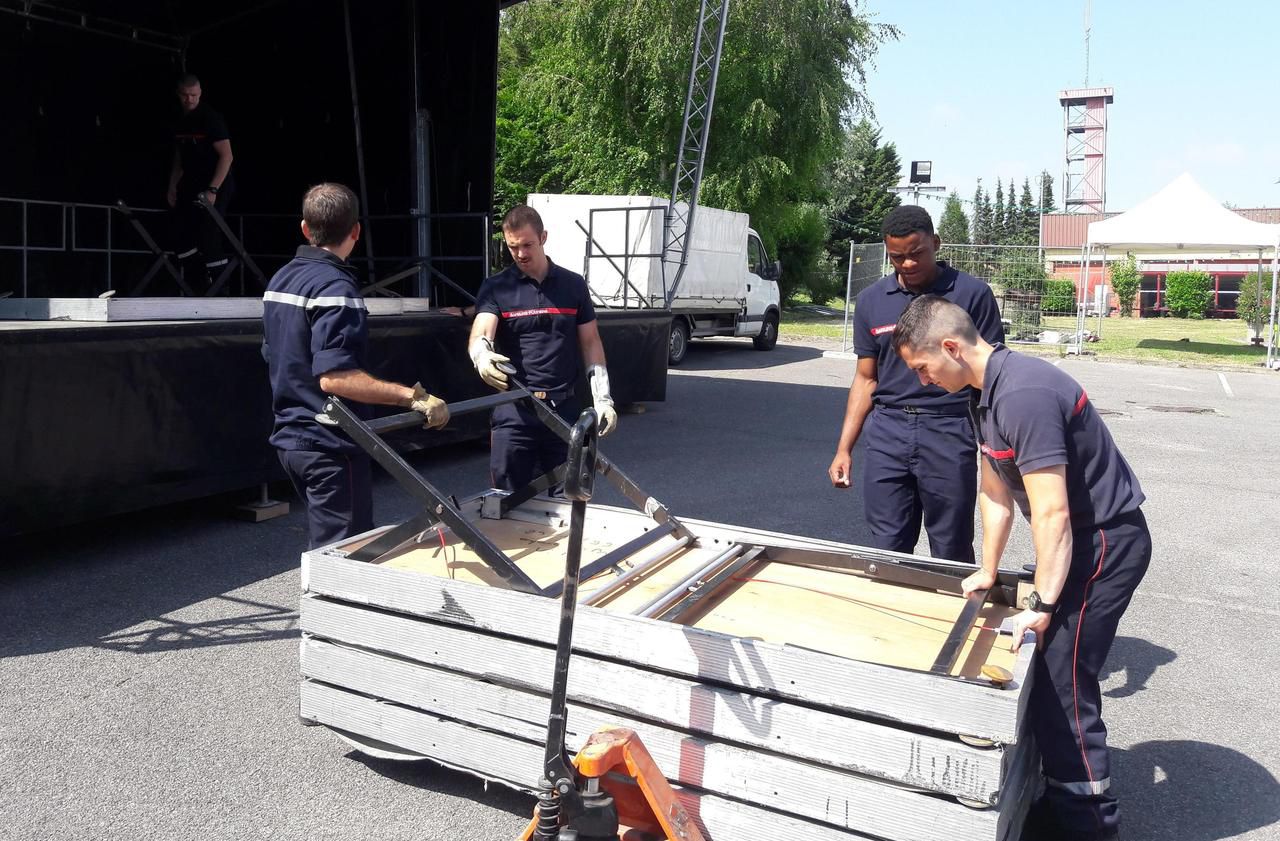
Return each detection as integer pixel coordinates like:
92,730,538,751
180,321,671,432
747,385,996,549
876,402,969,417
527,386,574,402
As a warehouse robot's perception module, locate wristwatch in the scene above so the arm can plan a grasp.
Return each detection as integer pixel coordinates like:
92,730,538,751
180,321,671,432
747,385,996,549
1023,590,1058,614
207,185,220,194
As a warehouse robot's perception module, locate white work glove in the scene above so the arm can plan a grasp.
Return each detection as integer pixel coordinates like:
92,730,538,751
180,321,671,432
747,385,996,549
588,363,618,437
409,382,450,429
469,336,511,391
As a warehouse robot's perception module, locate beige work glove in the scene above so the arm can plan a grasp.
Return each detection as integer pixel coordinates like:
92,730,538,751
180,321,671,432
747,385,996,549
469,336,512,391
588,363,618,437
409,382,450,429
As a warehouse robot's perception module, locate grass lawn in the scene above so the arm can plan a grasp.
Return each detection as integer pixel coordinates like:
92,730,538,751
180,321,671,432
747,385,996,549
1040,315,1269,367
781,308,1273,368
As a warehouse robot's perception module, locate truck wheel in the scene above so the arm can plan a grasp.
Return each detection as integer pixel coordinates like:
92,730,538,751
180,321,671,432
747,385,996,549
669,319,690,366
753,313,779,351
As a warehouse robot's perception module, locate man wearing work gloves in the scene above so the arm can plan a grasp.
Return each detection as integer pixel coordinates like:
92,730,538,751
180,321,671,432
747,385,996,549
263,182,449,548
469,204,616,490
893,295,1150,841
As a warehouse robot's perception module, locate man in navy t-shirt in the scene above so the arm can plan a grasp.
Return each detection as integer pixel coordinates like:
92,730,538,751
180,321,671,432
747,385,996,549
263,183,450,548
829,205,1004,563
468,205,617,491
167,74,236,287
893,294,1151,841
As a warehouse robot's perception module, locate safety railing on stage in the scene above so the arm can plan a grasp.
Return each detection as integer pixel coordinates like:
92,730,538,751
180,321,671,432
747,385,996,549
0,195,490,303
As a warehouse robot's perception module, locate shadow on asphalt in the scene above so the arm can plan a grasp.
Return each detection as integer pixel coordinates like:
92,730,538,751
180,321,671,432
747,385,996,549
348,753,535,819
1100,636,1178,699
672,339,826,371
0,443,492,660
1115,740,1280,840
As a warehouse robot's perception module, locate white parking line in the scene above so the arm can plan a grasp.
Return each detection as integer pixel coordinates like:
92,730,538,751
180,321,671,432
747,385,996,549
1218,372,1234,397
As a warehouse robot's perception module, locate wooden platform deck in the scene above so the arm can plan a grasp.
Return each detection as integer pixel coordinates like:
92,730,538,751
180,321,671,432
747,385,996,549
300,496,1038,841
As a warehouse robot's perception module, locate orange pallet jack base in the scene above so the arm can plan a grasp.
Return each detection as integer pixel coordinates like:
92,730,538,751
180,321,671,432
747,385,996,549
520,727,706,841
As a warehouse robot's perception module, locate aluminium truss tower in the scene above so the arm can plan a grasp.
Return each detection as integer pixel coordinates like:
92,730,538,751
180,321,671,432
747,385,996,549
1059,87,1114,214
663,0,730,307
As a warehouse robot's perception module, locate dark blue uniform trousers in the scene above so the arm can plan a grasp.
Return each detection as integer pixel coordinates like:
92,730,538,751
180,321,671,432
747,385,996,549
860,407,977,563
1033,509,1151,838
279,449,373,549
490,397,580,492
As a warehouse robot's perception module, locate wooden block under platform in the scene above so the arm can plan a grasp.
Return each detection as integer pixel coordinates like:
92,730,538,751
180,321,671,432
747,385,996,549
231,498,290,522
299,497,1038,841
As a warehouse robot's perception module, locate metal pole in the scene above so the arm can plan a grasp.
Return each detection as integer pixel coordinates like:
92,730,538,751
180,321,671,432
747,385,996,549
342,0,377,283
414,110,432,299
1267,241,1279,369
21,200,28,297
1096,247,1106,339
1074,243,1090,354
842,240,855,353
409,0,430,300
105,205,113,293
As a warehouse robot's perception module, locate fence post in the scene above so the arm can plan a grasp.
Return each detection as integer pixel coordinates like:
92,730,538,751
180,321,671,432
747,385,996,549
842,240,855,353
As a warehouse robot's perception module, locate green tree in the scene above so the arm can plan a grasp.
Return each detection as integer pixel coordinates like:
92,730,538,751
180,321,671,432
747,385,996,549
495,0,899,303
825,119,902,289
1038,170,1057,214
938,191,969,245
1164,270,1213,318
1237,271,1274,332
993,181,1006,245
971,181,990,245
1004,179,1020,244
1018,178,1037,246
1109,255,1142,317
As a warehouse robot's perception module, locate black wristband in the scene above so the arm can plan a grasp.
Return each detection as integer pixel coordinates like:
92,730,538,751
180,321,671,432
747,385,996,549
207,185,220,194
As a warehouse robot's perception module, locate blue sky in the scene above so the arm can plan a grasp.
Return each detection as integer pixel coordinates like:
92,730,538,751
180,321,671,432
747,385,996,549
860,0,1280,223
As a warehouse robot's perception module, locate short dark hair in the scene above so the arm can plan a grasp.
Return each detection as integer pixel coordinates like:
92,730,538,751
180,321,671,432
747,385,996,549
302,183,359,247
502,204,544,235
177,73,201,90
881,205,934,238
891,294,978,355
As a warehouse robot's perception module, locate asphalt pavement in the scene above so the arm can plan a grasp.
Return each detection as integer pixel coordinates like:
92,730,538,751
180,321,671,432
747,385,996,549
2,336,1278,841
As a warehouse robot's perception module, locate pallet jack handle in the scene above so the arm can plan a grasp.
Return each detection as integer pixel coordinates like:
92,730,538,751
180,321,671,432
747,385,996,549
534,408,601,840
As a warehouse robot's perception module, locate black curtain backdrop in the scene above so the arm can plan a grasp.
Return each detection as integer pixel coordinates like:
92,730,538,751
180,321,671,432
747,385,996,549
0,1,500,297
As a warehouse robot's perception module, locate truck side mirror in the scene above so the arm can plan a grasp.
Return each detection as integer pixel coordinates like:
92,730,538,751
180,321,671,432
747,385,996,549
765,260,782,281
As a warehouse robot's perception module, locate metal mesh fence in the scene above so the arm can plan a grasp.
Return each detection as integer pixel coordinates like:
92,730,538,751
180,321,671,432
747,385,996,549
938,244,1090,344
834,242,1098,353
839,242,886,352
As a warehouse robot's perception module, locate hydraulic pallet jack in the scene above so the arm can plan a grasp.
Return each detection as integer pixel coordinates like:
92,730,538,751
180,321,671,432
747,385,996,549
518,409,705,841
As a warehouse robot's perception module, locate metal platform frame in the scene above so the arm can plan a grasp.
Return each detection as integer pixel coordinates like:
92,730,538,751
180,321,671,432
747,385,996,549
320,384,1025,678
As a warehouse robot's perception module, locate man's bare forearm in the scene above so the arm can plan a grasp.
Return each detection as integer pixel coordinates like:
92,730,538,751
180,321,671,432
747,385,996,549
319,368,413,408
977,461,1014,574
835,373,875,454
1024,468,1073,603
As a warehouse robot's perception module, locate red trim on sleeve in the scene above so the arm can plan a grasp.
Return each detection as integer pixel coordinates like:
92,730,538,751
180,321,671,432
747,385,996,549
1073,390,1089,417
981,443,1016,460
870,323,897,336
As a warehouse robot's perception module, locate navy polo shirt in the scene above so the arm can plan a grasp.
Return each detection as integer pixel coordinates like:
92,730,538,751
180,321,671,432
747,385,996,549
475,259,596,395
262,246,370,454
974,345,1145,530
854,261,1004,412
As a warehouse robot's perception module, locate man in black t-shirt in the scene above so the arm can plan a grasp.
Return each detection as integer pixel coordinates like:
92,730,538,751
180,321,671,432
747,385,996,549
167,74,235,288
893,295,1151,841
468,204,617,491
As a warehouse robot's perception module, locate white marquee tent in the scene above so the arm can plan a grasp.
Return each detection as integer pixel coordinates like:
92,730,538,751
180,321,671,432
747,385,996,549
1082,173,1280,365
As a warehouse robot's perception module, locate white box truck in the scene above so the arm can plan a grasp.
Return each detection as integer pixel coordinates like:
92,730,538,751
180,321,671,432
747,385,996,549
528,193,781,365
